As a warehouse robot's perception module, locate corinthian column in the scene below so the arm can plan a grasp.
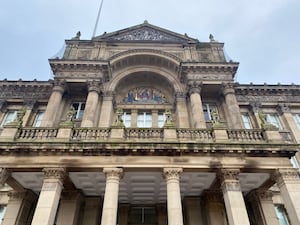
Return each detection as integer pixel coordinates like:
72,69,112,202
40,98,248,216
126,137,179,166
273,168,300,225
220,169,250,225
41,81,65,127
81,80,101,127
188,82,206,128
31,168,66,225
222,83,243,129
101,167,123,225
163,168,184,225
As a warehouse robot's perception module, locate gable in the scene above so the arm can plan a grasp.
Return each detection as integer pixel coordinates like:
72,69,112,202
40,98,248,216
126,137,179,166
93,21,198,43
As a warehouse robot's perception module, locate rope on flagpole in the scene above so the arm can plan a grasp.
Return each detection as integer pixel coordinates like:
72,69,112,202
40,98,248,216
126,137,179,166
92,0,104,38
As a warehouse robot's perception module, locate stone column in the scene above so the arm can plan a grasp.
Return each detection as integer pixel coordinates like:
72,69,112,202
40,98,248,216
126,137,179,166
100,167,123,225
247,190,280,225
175,92,190,128
41,81,65,127
220,169,250,225
203,190,227,225
56,190,83,225
98,92,114,127
222,83,243,129
188,82,206,128
31,168,66,225
273,168,300,225
2,190,37,225
163,168,184,225
81,81,101,127
278,104,300,143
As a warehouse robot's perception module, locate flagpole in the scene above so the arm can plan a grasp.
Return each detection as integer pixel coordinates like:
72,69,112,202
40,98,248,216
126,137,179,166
92,0,104,38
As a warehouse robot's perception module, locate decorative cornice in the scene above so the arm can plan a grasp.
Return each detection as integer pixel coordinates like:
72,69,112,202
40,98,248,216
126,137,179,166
181,62,239,74
49,60,109,73
43,167,66,180
163,168,183,180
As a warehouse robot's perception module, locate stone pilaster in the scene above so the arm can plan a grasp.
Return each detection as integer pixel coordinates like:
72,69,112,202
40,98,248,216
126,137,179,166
2,190,37,225
22,100,37,127
41,81,65,127
100,167,123,225
56,190,83,225
273,168,300,225
175,92,190,128
163,168,184,225
81,80,101,127
250,101,262,128
219,169,250,225
188,82,206,128
222,83,243,129
203,190,227,225
31,167,66,225
98,91,114,127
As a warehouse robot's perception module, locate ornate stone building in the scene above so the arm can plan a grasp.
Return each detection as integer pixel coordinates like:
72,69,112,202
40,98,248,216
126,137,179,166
0,21,299,225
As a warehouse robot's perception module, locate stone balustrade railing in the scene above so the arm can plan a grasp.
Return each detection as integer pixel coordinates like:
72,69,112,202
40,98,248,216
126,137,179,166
72,128,111,140
176,128,214,141
227,129,265,142
124,128,163,140
17,128,58,140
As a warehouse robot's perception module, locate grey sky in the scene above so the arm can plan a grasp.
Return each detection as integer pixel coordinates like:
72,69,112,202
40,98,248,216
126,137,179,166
0,0,299,84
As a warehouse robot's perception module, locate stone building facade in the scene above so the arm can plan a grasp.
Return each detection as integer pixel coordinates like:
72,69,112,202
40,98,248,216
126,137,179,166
0,22,299,225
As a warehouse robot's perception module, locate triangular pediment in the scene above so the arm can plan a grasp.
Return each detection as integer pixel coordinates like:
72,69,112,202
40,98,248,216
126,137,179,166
93,21,198,43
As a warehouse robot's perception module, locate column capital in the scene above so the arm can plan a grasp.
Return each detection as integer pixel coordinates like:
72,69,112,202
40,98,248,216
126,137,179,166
103,167,123,180
221,82,236,95
43,167,66,181
219,169,241,192
163,168,183,181
87,80,102,93
0,168,10,185
175,92,187,101
103,91,114,101
277,103,291,114
272,168,299,186
187,81,202,95
52,80,66,93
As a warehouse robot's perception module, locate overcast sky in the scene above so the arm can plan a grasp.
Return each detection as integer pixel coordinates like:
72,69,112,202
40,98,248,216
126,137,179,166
0,0,299,84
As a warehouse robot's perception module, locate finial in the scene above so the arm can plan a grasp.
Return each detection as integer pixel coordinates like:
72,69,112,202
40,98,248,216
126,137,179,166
72,31,81,40
209,34,215,42
144,20,148,24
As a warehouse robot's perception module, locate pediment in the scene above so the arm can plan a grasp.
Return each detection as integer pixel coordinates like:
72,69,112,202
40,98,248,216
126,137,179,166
94,21,198,43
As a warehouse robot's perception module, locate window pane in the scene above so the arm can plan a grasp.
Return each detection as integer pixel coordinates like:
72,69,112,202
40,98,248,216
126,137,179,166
33,112,44,127
122,112,131,128
158,113,165,128
293,114,300,129
203,104,218,121
72,102,85,119
137,112,152,128
275,205,290,225
1,111,17,126
266,114,282,129
0,205,7,223
241,114,252,129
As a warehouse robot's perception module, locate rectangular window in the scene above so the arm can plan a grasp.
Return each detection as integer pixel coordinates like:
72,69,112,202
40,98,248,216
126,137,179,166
33,111,44,127
266,113,283,130
122,112,131,128
72,102,85,120
293,114,300,129
241,113,252,129
137,112,152,128
275,205,290,225
1,111,17,127
129,207,157,224
158,112,166,128
203,104,218,121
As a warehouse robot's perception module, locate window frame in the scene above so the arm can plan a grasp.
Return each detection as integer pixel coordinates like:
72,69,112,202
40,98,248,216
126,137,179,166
274,204,290,225
241,113,253,129
266,113,283,130
203,103,218,122
1,111,17,127
137,112,152,128
122,111,131,128
72,102,86,120
33,111,45,127
293,114,300,129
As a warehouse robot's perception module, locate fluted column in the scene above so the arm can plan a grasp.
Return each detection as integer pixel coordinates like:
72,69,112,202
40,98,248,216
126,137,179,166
100,167,123,225
222,83,243,129
81,81,101,127
98,91,114,127
31,168,66,225
175,92,190,128
273,168,300,225
163,168,184,225
41,81,65,127
220,169,250,225
188,82,206,128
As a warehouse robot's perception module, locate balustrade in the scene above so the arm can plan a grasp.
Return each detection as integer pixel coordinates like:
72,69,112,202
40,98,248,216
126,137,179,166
227,129,265,142
17,128,58,140
124,128,163,140
176,128,214,141
72,128,111,140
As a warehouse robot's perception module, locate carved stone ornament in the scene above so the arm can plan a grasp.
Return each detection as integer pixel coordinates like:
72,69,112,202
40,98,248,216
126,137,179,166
108,27,187,42
87,80,102,93
163,168,183,180
222,82,235,96
187,81,202,95
103,167,123,180
277,103,291,114
43,167,66,180
219,169,240,181
249,101,262,113
273,168,300,185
